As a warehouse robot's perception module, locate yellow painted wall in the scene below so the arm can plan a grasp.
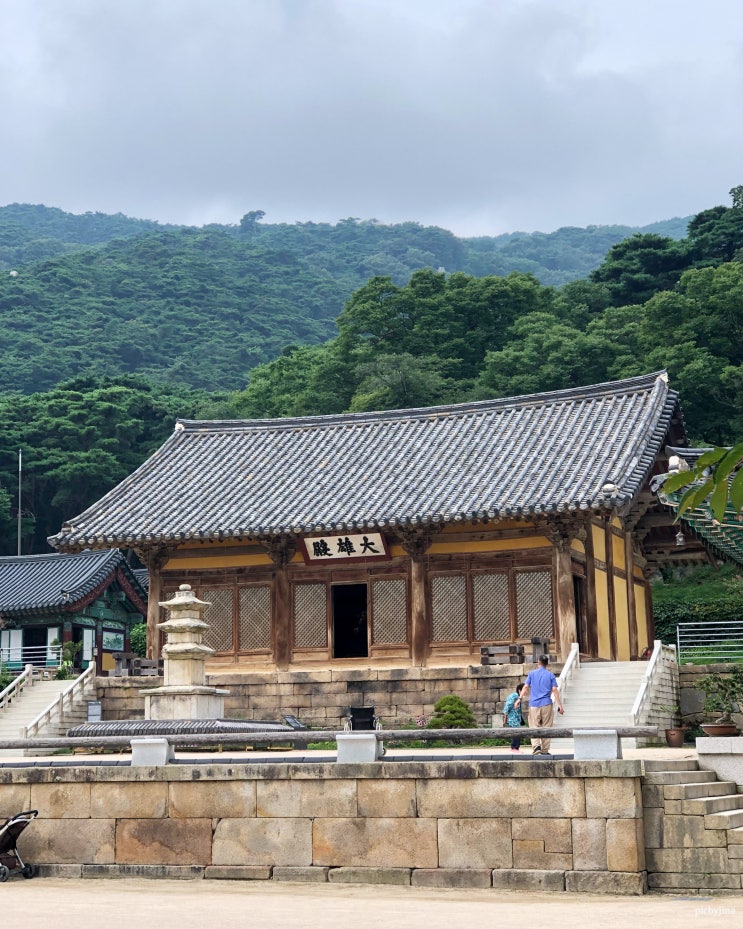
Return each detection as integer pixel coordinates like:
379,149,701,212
165,551,283,570
426,537,550,555
612,534,626,570
611,516,622,530
613,575,630,660
634,583,648,648
571,539,585,554
594,568,611,658
592,523,606,562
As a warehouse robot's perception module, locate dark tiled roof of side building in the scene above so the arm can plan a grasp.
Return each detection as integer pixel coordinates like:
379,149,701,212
49,371,682,551
0,549,147,616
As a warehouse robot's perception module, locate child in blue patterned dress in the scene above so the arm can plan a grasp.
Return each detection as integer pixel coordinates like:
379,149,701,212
502,682,525,752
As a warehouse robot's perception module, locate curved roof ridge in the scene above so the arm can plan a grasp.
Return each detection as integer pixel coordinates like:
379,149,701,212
176,370,670,434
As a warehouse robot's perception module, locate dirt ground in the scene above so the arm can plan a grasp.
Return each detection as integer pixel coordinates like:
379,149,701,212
1,878,741,929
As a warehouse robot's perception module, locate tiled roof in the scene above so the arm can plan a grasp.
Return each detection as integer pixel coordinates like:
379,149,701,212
49,372,680,551
655,447,743,565
0,549,147,617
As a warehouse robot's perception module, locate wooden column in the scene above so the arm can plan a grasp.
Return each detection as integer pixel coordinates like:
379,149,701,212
145,548,168,660
554,546,576,662
400,527,436,668
625,531,639,659
259,535,296,670
545,517,586,662
605,522,618,661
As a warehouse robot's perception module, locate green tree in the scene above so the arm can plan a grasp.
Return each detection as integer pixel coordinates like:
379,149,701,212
349,353,457,412
590,233,691,306
0,376,216,554
473,313,608,398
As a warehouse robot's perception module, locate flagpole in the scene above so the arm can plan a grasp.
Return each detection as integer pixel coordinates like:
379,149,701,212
17,448,22,556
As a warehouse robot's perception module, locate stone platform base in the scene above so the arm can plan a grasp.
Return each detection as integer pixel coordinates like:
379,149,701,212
96,664,532,727
36,864,646,894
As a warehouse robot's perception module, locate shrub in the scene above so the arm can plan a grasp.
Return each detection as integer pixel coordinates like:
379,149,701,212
0,662,14,691
427,694,477,729
130,623,147,658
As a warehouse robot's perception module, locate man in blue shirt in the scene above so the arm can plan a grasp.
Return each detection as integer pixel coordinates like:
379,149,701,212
517,655,564,755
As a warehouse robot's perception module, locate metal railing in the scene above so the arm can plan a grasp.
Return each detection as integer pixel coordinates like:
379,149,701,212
0,645,62,669
630,639,677,725
24,663,97,739
0,663,35,712
676,621,743,664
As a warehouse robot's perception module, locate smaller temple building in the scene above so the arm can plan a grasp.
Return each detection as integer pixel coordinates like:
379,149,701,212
0,549,147,674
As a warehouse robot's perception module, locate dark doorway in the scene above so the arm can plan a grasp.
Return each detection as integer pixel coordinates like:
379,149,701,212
332,584,368,658
573,575,590,656
23,626,47,665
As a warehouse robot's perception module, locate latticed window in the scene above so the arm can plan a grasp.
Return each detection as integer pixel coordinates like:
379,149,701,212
294,583,328,648
201,587,235,653
515,571,554,638
239,585,271,651
431,574,468,642
472,573,510,641
371,578,407,644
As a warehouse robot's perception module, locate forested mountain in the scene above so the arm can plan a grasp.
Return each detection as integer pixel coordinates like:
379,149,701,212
0,229,344,393
0,203,174,268
233,192,743,450
0,204,691,396
0,193,739,554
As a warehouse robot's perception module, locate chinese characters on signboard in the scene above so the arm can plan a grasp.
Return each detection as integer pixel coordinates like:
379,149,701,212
300,532,390,564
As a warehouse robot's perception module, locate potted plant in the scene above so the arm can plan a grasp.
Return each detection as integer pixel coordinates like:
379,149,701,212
695,666,743,736
658,704,686,747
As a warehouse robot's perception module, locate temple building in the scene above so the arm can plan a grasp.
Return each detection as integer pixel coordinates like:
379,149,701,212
0,549,147,674
48,372,738,672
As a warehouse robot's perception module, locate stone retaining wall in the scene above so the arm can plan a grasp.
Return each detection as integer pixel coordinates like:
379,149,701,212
96,665,530,727
0,759,646,894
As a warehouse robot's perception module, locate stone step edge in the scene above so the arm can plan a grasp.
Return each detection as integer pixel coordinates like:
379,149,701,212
35,864,645,893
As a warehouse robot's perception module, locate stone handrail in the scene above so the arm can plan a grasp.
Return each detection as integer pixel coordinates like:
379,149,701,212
23,663,97,739
556,642,580,699
0,663,34,712
630,639,675,725
0,724,659,753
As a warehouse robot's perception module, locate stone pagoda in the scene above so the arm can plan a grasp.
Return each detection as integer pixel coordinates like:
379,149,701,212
142,583,228,720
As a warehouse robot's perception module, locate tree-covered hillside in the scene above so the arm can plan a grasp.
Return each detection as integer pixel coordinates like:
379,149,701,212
233,191,743,448
0,203,174,269
0,204,692,396
0,229,344,393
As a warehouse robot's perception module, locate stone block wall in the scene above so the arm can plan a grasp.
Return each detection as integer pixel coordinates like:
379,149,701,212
0,759,646,894
642,761,743,892
96,665,532,727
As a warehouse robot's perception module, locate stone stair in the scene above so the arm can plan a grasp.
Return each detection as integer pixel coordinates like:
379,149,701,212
642,758,743,892
0,676,93,755
0,679,71,754
551,661,650,752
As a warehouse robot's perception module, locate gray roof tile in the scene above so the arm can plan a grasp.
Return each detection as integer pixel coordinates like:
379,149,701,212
49,372,680,550
0,549,147,616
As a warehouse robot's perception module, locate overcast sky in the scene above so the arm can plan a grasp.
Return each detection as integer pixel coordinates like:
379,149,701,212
1,0,742,236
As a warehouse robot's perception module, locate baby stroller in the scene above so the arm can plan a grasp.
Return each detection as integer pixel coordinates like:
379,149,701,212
0,810,39,881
